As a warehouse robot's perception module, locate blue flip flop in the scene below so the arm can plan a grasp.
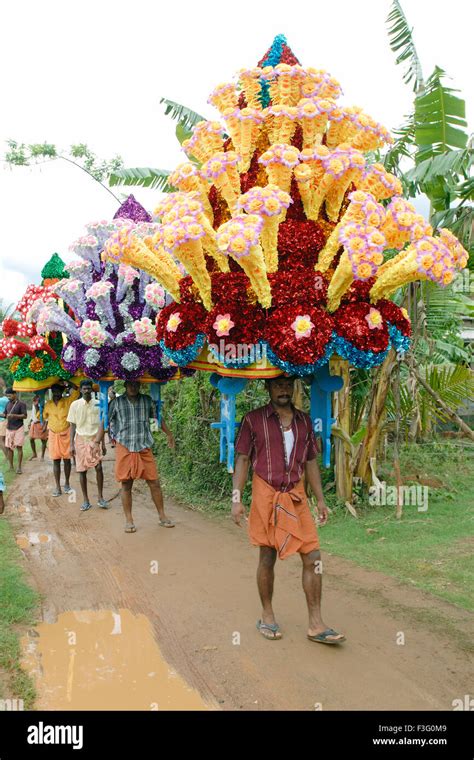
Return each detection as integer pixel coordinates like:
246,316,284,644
256,620,282,639
307,628,346,645
80,501,92,512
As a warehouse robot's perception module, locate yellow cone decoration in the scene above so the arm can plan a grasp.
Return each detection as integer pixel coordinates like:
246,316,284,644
327,223,386,311
103,224,182,302
258,144,300,194
237,184,292,273
162,217,213,310
216,214,272,308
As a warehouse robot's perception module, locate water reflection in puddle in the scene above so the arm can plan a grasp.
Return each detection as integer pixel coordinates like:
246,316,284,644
21,609,210,710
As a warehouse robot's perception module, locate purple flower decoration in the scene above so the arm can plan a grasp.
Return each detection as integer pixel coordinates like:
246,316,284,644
113,194,152,223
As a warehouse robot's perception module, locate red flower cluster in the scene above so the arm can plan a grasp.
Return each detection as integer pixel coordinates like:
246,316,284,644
211,272,250,305
156,301,207,350
332,302,389,353
269,270,328,307
277,219,326,270
206,303,265,347
265,304,333,364
376,299,411,337
341,278,376,303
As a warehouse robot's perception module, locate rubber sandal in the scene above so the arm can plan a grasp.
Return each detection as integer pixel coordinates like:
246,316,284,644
125,523,136,533
80,502,92,512
159,518,175,528
52,489,62,497
97,499,110,509
307,628,346,645
63,485,73,494
256,620,282,640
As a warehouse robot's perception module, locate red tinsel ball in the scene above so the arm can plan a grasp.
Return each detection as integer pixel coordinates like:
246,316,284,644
341,278,376,304
211,272,251,305
269,269,328,308
206,302,265,347
265,304,334,364
332,302,389,352
156,301,207,350
1,318,20,337
376,299,411,337
278,219,326,270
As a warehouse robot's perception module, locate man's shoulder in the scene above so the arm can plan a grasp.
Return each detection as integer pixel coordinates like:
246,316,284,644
242,405,270,424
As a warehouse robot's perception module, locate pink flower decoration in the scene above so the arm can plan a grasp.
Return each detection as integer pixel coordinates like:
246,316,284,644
166,313,182,332
212,313,235,337
365,307,383,330
291,314,315,340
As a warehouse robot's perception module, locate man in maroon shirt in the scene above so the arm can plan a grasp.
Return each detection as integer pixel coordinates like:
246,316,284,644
232,375,345,645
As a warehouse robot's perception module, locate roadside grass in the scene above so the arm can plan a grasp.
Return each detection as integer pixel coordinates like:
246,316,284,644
0,446,39,707
320,442,474,611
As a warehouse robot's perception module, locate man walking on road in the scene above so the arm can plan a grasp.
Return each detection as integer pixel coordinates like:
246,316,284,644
94,380,175,533
29,395,48,460
232,375,345,645
4,388,27,474
43,382,80,496
67,379,108,511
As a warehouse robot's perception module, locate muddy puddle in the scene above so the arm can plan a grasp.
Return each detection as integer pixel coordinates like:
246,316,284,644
21,609,210,710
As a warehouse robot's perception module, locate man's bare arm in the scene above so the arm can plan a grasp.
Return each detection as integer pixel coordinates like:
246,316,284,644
231,453,250,526
305,457,329,525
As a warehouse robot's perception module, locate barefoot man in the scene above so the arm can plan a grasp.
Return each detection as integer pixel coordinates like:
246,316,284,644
43,382,80,496
67,379,108,511
4,389,27,474
232,375,345,645
94,380,175,533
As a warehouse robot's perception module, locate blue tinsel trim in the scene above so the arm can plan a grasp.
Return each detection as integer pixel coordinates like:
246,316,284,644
388,323,411,354
159,333,205,367
258,34,287,108
332,334,388,369
262,338,334,377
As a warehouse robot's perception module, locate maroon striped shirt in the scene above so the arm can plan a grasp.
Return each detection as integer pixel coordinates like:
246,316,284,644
235,402,319,492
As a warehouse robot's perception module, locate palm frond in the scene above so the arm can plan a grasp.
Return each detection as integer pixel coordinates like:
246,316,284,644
415,67,468,161
109,167,173,192
386,0,424,92
160,98,206,132
405,147,472,187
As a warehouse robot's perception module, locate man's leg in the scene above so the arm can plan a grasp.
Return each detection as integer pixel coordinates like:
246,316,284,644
16,446,23,474
96,463,104,500
5,440,13,470
63,459,72,490
121,479,134,526
52,459,62,493
30,438,37,459
41,439,47,459
301,549,345,642
79,472,89,503
256,546,281,636
147,479,173,523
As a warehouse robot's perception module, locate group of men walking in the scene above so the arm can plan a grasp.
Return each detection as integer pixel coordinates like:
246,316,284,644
1,374,345,645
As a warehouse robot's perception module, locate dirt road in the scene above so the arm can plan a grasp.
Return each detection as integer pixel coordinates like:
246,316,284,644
5,453,474,710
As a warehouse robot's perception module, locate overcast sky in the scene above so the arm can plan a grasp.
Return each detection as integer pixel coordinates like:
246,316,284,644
0,0,472,307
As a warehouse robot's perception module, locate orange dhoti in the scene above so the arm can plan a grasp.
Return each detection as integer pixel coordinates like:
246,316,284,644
74,434,103,472
114,441,158,482
30,422,48,441
48,429,72,460
248,473,320,559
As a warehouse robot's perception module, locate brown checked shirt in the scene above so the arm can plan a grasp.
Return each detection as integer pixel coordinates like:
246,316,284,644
235,402,319,492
